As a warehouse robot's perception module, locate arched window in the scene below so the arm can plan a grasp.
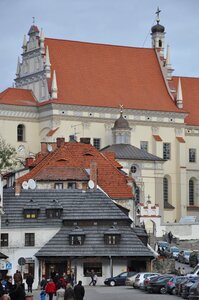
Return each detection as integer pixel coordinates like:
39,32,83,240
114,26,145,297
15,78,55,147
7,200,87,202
17,124,25,142
189,179,194,205
159,40,162,47
163,177,169,203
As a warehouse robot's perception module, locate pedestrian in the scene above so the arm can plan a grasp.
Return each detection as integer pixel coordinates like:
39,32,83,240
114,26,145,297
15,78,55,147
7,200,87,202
40,290,46,300
74,281,85,300
26,273,34,293
1,295,11,300
64,283,75,300
40,277,47,290
45,279,56,300
181,267,186,275
9,281,25,300
88,270,95,286
56,284,65,300
168,231,173,244
93,274,98,286
177,267,182,275
13,270,22,285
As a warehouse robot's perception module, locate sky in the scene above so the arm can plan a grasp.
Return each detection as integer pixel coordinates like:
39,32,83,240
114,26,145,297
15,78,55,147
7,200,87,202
0,0,199,91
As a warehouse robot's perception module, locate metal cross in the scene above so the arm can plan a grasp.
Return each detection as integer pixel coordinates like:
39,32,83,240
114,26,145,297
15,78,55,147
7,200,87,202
32,17,35,24
119,104,124,114
155,7,161,23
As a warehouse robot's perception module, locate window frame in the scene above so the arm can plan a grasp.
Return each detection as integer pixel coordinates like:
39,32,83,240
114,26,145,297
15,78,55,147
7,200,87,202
83,262,102,277
140,141,148,152
163,143,171,160
54,183,63,190
1,233,8,247
69,235,85,245
189,179,195,206
17,124,25,142
104,234,120,245
46,209,61,219
25,233,35,247
189,148,196,163
24,209,38,219
93,138,101,150
68,182,76,189
163,177,169,203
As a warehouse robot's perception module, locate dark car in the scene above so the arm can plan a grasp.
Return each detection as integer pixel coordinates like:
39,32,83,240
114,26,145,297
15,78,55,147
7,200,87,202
181,278,199,299
189,251,199,268
166,276,185,295
104,271,137,287
176,277,190,297
169,246,180,260
178,250,192,263
147,275,174,294
189,281,199,300
143,275,160,291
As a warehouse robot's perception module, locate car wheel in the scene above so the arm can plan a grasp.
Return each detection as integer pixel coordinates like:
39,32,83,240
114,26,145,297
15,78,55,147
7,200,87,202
109,280,116,287
172,288,176,295
160,287,167,294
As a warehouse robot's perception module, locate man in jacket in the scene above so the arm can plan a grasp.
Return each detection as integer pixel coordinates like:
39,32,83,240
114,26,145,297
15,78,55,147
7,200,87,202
26,273,34,293
74,281,85,300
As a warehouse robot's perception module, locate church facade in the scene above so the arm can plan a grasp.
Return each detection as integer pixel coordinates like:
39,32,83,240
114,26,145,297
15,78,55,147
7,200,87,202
0,13,199,223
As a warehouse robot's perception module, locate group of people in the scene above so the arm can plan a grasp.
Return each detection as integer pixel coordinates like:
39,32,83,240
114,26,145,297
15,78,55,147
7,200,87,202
0,270,33,300
44,280,85,300
177,267,186,276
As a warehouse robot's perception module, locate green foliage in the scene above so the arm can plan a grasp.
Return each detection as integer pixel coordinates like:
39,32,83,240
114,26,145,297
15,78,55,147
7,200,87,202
0,137,17,172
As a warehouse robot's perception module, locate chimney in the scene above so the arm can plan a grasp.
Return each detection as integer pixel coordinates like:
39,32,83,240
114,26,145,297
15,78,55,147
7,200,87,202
25,157,34,168
80,137,91,144
90,161,97,189
69,135,76,142
41,142,48,154
15,182,21,196
56,137,65,148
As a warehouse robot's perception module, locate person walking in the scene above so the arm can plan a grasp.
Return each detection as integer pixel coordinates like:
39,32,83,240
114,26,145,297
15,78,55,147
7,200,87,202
56,284,65,300
64,283,75,300
9,281,25,300
74,281,85,300
88,270,95,286
13,270,22,285
26,273,34,293
45,279,56,300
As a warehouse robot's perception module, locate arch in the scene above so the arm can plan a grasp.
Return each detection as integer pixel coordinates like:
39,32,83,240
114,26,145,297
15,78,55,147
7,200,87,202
17,124,25,142
189,177,197,206
158,40,162,47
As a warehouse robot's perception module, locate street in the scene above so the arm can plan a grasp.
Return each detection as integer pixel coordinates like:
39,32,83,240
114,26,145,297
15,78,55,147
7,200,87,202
33,286,180,300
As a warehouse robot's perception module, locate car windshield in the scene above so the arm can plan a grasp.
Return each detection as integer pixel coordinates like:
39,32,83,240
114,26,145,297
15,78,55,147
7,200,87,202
171,247,179,252
184,251,191,255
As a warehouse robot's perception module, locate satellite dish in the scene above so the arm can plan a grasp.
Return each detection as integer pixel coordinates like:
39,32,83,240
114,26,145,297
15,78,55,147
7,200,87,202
88,180,95,189
47,144,53,152
28,179,36,190
22,181,29,190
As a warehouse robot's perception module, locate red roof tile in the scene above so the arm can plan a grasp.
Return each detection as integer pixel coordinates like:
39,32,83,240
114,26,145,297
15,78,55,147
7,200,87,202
45,38,180,113
18,142,132,199
176,136,185,143
35,166,89,181
0,88,37,106
173,76,199,126
153,135,162,141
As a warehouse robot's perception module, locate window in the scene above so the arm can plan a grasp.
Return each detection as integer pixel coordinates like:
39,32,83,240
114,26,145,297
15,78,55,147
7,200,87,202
54,183,63,190
189,149,196,163
130,165,137,173
163,143,171,160
189,179,194,205
25,233,35,246
68,182,76,189
24,210,38,219
163,177,169,203
1,233,8,247
17,124,25,142
46,209,61,219
93,138,101,150
69,235,84,245
83,262,102,277
104,235,120,245
140,141,148,152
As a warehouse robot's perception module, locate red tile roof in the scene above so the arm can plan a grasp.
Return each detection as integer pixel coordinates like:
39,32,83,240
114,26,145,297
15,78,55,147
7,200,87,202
153,135,162,141
176,136,185,143
17,142,133,199
35,166,89,181
0,88,37,106
45,38,180,113
173,76,199,125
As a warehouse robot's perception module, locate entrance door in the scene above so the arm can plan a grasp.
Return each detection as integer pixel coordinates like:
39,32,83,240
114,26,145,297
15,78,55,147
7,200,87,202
45,261,67,279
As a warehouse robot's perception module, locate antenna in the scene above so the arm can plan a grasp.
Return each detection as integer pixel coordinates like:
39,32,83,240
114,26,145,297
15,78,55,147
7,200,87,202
28,179,36,190
88,180,95,189
22,181,29,190
47,144,53,152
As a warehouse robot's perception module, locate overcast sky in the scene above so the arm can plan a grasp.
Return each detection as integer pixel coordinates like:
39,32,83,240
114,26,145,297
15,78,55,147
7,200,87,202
0,0,199,91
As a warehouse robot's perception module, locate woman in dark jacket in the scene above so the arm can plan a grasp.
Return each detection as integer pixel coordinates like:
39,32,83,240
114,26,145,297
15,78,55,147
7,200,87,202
9,282,25,300
64,283,75,300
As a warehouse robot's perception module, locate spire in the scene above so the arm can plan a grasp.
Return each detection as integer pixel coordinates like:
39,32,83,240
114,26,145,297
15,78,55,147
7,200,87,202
51,70,58,99
16,57,21,77
22,35,27,52
165,45,174,80
40,28,45,54
45,46,51,78
176,78,183,109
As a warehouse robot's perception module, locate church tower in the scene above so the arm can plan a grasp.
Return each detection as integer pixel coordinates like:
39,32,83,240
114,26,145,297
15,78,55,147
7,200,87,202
15,20,52,102
112,106,131,144
151,8,165,57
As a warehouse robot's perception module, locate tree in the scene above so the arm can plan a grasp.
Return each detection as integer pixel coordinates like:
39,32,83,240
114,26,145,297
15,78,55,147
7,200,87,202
0,137,17,173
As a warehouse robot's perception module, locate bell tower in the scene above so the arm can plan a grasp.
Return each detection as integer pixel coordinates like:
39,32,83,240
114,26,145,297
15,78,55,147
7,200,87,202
151,7,165,57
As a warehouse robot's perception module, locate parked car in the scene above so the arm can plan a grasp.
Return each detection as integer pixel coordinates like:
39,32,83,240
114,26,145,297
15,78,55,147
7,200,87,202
181,278,199,299
189,280,199,300
104,271,137,286
147,274,174,294
133,272,160,289
178,250,192,263
176,277,190,297
169,246,180,260
166,276,185,295
187,263,199,277
125,273,138,286
143,275,160,291
189,251,199,268
155,241,170,252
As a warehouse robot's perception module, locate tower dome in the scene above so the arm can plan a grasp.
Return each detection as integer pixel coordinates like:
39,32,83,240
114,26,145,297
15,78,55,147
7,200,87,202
113,113,130,130
151,23,165,34
112,106,131,144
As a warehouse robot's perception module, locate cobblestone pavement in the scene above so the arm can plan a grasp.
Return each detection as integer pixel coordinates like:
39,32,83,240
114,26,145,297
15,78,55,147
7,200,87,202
32,286,180,300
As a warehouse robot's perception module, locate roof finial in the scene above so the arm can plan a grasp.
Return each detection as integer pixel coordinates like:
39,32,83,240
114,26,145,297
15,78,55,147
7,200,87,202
155,7,161,24
119,104,124,115
32,17,35,24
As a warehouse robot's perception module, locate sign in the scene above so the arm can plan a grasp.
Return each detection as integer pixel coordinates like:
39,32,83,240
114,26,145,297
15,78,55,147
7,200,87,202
0,260,12,270
18,257,26,266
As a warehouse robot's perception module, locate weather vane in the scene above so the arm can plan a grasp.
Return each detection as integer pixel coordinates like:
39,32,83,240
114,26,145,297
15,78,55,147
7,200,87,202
119,104,124,114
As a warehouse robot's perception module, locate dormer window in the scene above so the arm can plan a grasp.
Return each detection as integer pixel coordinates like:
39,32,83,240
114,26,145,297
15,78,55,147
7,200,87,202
23,199,40,219
104,226,121,245
46,199,63,219
69,226,85,246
